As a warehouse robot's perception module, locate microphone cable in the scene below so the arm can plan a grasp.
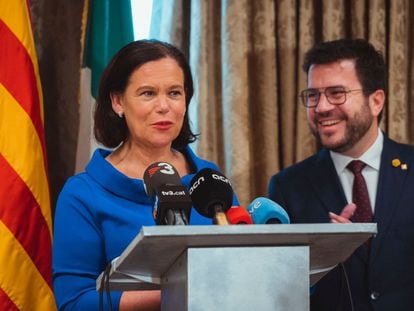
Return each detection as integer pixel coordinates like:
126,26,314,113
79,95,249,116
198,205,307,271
99,263,113,311
340,263,355,311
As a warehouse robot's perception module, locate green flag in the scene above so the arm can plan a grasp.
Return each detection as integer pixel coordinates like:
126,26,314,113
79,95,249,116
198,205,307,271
84,0,134,97
76,0,134,171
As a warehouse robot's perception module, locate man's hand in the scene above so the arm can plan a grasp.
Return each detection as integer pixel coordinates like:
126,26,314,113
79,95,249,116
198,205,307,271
329,203,357,223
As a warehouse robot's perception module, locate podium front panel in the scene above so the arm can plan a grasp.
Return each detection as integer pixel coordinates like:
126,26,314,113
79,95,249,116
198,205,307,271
162,246,310,311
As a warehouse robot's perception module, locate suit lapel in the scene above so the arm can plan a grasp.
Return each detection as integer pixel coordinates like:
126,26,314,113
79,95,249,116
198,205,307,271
306,149,348,216
370,137,409,261
307,149,370,263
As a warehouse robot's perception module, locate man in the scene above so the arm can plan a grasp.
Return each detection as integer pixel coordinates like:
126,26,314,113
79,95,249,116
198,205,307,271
268,38,414,311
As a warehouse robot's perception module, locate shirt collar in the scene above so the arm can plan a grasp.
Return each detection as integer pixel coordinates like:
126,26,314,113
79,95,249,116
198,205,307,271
330,129,383,173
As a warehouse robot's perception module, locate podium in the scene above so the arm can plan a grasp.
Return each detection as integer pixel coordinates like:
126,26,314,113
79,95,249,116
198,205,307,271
97,223,376,310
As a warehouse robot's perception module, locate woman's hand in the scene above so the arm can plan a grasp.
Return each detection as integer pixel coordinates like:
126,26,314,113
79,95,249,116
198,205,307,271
119,290,161,311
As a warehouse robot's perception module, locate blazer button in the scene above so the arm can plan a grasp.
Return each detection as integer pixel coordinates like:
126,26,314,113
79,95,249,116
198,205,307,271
370,291,380,300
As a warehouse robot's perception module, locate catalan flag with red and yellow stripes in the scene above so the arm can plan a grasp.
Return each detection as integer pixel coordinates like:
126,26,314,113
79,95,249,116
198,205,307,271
0,1,56,310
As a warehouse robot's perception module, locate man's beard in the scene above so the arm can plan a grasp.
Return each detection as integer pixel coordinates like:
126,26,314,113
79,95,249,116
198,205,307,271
310,101,373,153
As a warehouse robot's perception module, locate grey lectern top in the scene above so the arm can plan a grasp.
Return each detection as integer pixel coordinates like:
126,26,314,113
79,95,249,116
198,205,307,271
97,223,376,291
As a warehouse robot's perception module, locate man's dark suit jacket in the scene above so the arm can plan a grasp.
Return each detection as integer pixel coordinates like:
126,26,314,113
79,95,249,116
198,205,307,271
268,135,414,311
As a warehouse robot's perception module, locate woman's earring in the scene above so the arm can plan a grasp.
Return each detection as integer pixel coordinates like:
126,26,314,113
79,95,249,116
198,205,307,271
117,111,124,118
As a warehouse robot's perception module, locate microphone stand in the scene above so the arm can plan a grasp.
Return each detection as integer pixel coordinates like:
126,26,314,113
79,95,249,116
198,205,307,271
213,205,229,225
165,209,189,225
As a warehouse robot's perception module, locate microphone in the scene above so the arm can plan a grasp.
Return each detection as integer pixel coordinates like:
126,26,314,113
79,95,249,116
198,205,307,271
188,168,233,225
247,197,290,224
226,206,253,224
143,162,192,225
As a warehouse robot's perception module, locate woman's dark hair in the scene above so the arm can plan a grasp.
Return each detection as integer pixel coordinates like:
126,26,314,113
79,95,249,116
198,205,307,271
94,39,197,149
302,38,387,122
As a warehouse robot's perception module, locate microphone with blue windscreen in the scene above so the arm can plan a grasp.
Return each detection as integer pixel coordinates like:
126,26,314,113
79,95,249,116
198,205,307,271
247,197,290,224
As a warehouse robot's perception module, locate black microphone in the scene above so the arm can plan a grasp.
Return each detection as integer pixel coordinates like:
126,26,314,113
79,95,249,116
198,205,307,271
188,168,233,225
143,162,192,225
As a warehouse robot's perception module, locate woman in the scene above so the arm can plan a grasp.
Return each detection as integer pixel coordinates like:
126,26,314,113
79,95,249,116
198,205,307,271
53,39,237,310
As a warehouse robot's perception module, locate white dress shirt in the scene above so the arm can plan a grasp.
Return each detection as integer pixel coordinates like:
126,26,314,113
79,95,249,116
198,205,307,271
330,129,383,213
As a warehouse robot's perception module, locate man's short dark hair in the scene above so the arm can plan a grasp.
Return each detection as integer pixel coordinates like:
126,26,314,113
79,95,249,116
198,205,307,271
94,39,197,150
303,39,387,121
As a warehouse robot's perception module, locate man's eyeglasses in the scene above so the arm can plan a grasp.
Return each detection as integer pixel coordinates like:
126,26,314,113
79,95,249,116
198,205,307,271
299,86,363,108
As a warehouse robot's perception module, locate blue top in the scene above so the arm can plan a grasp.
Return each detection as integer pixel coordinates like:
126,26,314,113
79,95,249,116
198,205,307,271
53,147,236,310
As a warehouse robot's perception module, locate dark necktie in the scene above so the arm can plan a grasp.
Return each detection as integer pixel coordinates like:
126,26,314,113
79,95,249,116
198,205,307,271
347,160,373,222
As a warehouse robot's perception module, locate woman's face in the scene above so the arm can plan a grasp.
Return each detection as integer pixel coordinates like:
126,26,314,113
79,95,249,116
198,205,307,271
111,57,186,149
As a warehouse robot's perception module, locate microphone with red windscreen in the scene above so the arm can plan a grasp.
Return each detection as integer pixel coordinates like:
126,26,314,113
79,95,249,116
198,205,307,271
226,206,253,224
